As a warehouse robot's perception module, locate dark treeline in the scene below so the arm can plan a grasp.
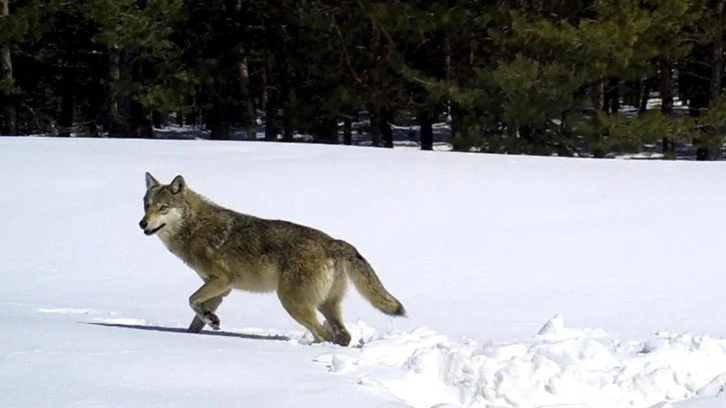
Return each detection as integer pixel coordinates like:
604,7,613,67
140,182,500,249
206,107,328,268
0,0,725,158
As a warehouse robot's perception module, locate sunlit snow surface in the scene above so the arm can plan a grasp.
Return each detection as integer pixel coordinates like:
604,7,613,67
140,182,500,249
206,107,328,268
2,137,726,407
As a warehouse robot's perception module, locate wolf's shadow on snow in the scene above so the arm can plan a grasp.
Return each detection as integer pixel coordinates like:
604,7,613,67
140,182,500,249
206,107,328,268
85,322,291,342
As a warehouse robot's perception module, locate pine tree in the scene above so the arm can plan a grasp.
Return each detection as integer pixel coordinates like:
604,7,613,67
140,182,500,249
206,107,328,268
86,0,189,137
0,0,15,134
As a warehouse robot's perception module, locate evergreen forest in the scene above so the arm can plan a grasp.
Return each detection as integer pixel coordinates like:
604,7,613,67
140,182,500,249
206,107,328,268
1,0,725,159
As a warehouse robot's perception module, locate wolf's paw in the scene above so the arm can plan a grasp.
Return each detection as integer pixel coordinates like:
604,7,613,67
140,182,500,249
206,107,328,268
323,320,352,347
203,311,220,330
333,330,352,347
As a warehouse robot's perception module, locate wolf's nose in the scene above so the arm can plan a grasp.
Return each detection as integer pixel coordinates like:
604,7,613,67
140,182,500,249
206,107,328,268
139,220,148,229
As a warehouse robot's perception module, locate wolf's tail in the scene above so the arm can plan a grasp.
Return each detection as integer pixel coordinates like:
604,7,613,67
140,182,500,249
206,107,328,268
334,240,406,317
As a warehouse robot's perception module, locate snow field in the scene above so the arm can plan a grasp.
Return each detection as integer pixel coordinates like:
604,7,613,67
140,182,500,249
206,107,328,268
3,137,726,408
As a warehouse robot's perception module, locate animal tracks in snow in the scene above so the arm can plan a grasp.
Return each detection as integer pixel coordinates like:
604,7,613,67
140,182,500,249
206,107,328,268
31,305,726,407
316,316,726,408
36,307,94,314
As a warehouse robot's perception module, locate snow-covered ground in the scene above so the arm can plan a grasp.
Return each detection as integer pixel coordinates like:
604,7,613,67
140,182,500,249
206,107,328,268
2,137,726,407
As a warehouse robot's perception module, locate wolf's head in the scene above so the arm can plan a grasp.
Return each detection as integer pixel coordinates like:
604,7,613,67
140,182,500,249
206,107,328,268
139,172,189,237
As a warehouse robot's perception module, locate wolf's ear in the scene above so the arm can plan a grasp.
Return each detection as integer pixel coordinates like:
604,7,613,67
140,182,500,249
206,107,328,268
169,175,186,194
145,172,160,189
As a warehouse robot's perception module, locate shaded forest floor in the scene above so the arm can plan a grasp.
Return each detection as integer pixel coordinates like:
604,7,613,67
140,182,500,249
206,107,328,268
19,97,726,161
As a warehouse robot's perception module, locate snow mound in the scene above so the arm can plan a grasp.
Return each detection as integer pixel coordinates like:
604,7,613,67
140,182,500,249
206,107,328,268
321,316,726,408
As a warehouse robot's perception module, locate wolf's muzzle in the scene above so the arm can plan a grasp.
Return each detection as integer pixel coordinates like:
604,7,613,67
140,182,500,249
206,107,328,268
139,219,165,235
143,223,166,235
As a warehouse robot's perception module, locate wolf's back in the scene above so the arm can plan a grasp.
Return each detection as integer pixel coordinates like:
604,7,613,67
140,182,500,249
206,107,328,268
332,240,406,317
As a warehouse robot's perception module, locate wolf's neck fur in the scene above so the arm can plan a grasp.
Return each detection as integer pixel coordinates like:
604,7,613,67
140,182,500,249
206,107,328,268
185,188,222,214
157,188,218,245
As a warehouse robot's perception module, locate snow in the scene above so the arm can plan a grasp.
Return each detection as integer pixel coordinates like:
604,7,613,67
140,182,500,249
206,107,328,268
2,136,726,407
318,317,726,407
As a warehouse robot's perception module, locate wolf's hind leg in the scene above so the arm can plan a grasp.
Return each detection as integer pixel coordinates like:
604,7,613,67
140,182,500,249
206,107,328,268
188,289,232,333
318,276,351,346
282,301,333,343
277,285,332,343
319,300,351,346
189,278,231,330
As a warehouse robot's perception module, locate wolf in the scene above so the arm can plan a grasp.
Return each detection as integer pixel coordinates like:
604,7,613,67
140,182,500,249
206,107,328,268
138,172,406,346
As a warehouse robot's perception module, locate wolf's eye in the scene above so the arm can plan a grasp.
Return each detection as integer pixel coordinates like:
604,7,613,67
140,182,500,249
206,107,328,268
158,204,169,211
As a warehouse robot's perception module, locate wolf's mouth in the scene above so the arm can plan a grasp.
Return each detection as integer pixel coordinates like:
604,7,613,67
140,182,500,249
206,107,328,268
144,223,166,236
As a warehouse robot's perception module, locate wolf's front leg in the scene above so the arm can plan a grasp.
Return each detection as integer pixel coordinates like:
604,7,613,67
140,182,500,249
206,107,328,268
188,288,232,333
189,278,231,331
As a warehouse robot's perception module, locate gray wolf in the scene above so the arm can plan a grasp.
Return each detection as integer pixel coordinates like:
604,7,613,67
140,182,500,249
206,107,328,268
138,172,406,346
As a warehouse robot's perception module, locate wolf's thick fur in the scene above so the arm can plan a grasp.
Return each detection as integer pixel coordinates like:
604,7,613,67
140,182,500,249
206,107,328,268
139,173,406,346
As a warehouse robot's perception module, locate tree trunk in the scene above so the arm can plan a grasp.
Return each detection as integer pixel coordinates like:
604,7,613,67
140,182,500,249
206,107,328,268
208,77,232,140
209,120,230,140
263,62,279,141
59,68,74,137
450,102,479,152
418,110,433,151
381,108,393,148
659,59,674,114
152,111,165,128
207,87,230,140
623,79,641,108
184,91,199,127
659,58,675,158
265,96,279,141
130,58,152,138
86,63,104,137
260,65,268,111
592,78,605,111
603,77,620,113
0,94,15,136
239,57,257,140
280,61,294,142
1,0,17,135
369,106,381,147
343,117,352,145
687,42,713,117
685,43,713,160
639,77,651,114
130,100,153,138
108,46,123,136
313,116,337,144
711,0,725,102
